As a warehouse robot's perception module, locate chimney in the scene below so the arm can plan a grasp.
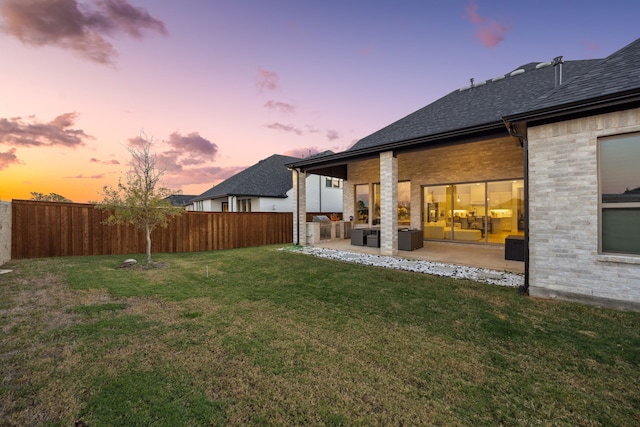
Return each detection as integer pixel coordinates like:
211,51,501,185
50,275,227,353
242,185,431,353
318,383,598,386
552,56,564,87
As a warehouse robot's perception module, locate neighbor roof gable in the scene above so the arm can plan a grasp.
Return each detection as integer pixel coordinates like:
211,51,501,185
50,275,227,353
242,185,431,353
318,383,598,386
194,154,301,201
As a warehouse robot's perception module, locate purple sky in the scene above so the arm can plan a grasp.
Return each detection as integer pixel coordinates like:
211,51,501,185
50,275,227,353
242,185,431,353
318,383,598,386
1,0,638,202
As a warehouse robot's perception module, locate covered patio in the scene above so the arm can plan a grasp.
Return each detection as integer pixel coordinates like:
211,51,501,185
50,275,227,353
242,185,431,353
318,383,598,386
309,238,524,274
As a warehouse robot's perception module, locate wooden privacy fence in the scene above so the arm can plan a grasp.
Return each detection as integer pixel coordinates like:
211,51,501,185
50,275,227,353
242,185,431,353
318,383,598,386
11,200,293,259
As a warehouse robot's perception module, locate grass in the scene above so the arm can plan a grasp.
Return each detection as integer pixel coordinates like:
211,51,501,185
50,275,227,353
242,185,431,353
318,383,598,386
1,245,639,426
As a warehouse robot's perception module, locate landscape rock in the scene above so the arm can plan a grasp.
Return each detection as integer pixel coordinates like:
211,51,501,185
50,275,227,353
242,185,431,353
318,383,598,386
116,258,138,269
290,246,524,287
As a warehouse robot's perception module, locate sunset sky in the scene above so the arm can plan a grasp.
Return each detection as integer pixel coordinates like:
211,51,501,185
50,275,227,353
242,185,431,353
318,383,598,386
1,0,638,203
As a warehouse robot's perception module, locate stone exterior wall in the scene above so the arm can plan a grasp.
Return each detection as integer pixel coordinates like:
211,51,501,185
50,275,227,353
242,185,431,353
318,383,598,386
0,201,10,265
528,108,640,309
379,152,398,255
292,170,307,245
344,136,524,229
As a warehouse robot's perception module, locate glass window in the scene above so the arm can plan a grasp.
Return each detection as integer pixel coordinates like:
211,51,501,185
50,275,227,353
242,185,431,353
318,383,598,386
237,199,251,212
487,180,524,244
600,134,640,255
326,177,342,188
398,181,411,226
453,183,484,242
355,184,369,225
423,180,523,243
373,183,381,225
423,185,450,240
355,181,410,226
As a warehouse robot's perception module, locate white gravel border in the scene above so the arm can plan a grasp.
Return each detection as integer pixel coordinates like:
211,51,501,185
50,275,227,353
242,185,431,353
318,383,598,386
287,246,524,287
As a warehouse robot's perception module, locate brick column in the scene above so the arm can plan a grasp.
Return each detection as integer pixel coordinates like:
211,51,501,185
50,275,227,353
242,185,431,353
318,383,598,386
380,151,398,255
292,169,307,245
343,179,354,223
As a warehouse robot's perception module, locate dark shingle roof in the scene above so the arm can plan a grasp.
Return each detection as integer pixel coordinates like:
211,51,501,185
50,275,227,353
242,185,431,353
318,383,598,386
517,37,640,115
165,195,197,207
194,154,301,201
349,59,600,151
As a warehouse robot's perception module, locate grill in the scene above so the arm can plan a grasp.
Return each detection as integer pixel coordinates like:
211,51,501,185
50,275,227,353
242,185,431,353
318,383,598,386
312,215,332,240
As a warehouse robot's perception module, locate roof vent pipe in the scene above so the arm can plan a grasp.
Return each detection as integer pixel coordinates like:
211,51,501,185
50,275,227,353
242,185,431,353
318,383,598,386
552,56,564,87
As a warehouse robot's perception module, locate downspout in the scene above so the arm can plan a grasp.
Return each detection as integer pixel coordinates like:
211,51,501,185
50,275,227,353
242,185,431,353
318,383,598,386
504,121,530,295
295,168,300,245
319,175,322,213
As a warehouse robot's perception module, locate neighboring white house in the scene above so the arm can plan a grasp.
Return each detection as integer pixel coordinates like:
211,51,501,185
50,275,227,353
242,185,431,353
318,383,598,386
189,153,342,214
289,37,640,310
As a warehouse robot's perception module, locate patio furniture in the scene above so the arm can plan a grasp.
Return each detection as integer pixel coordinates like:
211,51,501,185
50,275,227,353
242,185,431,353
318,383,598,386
350,228,369,246
505,235,525,261
398,229,423,251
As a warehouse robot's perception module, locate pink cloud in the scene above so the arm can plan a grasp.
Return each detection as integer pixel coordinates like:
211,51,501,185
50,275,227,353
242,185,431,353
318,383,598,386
0,112,92,148
66,173,106,179
0,0,166,65
124,131,229,188
0,148,23,170
264,100,295,114
584,38,601,52
465,0,512,48
326,130,340,141
166,165,246,187
90,157,120,165
165,132,217,158
132,132,218,171
256,67,279,92
265,122,302,135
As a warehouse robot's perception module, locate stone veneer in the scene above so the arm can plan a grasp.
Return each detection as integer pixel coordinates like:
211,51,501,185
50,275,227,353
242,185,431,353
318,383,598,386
292,170,306,245
528,107,640,310
379,152,398,255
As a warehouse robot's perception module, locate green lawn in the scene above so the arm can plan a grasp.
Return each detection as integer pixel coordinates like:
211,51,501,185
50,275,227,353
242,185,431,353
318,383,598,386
1,245,639,426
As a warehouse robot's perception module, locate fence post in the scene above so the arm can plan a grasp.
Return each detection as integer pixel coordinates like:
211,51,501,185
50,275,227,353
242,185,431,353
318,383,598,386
0,201,11,265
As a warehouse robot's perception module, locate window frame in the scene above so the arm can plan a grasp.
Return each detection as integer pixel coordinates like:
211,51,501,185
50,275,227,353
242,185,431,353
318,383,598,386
598,133,640,256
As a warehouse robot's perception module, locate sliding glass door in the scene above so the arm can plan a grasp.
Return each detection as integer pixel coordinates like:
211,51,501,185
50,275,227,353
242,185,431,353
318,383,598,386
423,180,523,244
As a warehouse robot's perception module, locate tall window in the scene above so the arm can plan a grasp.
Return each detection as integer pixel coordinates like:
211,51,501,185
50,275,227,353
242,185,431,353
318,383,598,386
355,184,369,225
599,134,640,255
373,183,381,225
423,180,523,244
398,181,411,225
355,182,411,226
237,198,252,212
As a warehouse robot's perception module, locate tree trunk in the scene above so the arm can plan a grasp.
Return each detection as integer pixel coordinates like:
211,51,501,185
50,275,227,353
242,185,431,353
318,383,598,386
145,223,152,263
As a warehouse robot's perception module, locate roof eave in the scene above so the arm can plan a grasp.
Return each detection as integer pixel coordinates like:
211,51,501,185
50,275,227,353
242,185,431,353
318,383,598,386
505,89,640,125
193,192,289,201
288,121,508,171
191,193,229,202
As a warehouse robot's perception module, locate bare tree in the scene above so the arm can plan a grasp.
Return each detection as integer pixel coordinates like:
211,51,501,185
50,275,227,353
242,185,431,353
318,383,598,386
96,135,184,263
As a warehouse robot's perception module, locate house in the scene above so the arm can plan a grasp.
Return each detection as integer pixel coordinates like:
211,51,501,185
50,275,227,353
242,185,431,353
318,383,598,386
288,37,640,310
164,194,198,207
190,153,343,214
